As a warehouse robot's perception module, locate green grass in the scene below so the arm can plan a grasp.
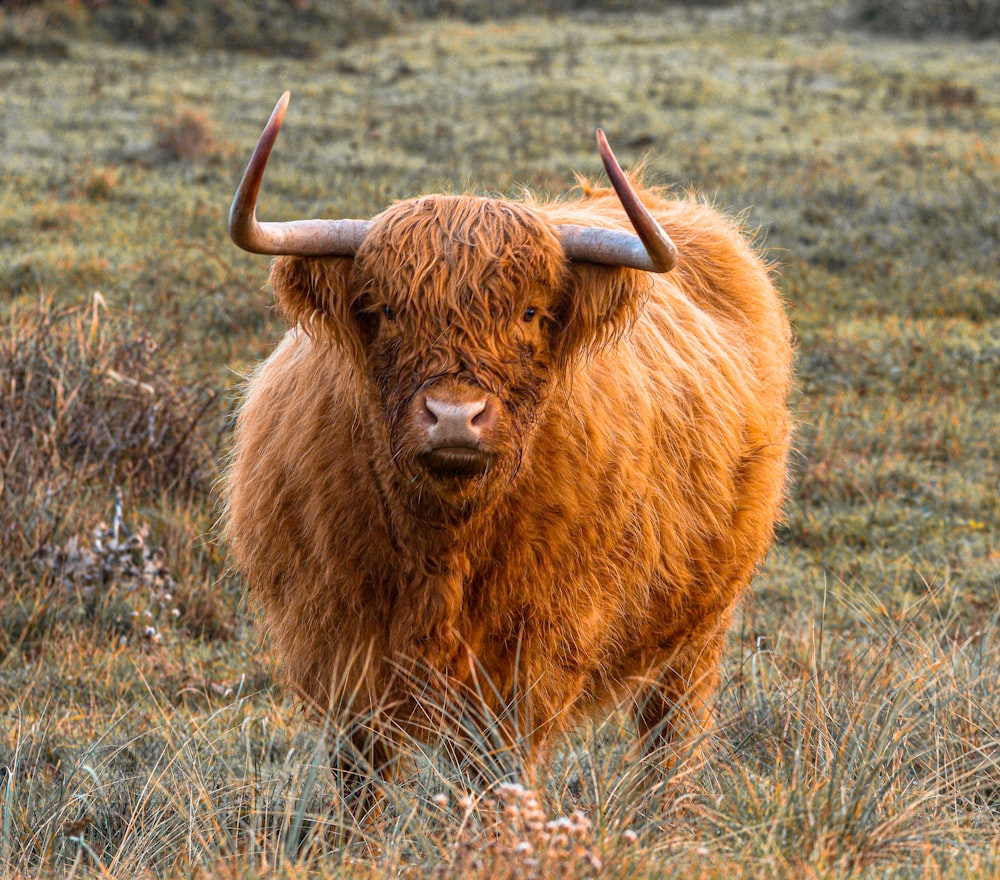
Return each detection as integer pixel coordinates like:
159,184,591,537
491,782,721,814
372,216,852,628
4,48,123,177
1,1,998,876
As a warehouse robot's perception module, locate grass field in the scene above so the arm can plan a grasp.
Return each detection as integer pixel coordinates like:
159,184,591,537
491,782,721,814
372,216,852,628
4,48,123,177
1,1,998,876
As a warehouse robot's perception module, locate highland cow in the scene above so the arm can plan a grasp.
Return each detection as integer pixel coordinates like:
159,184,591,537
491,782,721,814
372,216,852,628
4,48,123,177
224,92,793,783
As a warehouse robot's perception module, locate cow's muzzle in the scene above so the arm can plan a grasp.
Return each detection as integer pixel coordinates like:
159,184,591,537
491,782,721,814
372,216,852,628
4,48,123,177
416,390,497,478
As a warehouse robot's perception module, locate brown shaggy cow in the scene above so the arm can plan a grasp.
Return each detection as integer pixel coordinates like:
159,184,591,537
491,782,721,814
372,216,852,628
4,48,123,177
224,93,792,783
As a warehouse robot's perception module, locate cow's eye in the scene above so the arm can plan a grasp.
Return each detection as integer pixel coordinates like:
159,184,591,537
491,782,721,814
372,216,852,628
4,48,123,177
522,307,537,323
383,305,396,321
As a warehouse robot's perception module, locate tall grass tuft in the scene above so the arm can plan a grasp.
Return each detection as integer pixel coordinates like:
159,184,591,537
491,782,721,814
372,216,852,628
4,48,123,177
693,593,1000,875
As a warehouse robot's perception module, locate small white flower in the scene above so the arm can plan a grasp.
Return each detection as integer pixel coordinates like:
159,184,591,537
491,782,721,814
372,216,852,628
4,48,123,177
432,793,449,807
170,608,180,617
514,841,533,856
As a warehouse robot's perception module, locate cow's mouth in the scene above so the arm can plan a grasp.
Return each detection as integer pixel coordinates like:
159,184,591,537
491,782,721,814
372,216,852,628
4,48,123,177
420,447,491,479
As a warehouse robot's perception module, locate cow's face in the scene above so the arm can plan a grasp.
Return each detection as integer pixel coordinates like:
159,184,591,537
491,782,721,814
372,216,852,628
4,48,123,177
271,195,645,513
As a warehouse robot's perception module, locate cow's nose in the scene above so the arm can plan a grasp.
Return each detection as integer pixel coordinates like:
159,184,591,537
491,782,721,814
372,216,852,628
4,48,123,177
422,393,493,446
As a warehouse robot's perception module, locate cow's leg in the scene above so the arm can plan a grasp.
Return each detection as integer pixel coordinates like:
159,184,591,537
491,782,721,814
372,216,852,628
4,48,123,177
329,726,398,822
633,632,724,769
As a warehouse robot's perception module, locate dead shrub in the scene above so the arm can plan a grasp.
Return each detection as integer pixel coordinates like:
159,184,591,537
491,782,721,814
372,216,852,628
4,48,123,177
0,295,221,560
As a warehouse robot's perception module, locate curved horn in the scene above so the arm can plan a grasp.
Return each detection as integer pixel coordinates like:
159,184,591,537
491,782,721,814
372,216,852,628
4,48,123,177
558,130,678,273
229,91,371,256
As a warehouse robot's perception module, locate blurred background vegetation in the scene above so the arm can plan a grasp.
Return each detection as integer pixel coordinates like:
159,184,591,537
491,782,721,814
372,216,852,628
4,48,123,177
1,0,998,55
0,0,997,877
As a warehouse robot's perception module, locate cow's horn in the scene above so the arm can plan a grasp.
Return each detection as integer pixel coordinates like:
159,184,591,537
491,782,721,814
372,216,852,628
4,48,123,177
231,99,675,272
557,130,678,273
229,92,371,256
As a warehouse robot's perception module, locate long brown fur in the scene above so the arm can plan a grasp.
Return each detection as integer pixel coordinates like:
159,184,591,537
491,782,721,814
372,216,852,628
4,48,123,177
224,174,793,774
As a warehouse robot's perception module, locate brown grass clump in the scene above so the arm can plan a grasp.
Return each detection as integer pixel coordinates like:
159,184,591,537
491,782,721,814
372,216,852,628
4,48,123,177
79,165,119,201
154,107,227,163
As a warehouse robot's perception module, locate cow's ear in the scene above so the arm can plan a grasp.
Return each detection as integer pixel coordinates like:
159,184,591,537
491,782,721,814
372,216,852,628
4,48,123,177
269,256,371,361
552,263,650,368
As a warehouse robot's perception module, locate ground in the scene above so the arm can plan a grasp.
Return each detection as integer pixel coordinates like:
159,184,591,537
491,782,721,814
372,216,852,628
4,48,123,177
0,1,997,876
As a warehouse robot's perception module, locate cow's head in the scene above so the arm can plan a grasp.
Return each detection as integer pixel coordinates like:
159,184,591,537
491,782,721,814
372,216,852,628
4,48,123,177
230,93,677,515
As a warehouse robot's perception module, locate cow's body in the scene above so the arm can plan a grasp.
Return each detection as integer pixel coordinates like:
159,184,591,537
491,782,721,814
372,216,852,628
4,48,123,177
225,175,793,770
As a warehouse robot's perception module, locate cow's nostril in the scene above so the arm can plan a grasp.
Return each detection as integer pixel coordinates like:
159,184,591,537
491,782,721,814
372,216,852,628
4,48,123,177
471,403,491,427
422,398,439,425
